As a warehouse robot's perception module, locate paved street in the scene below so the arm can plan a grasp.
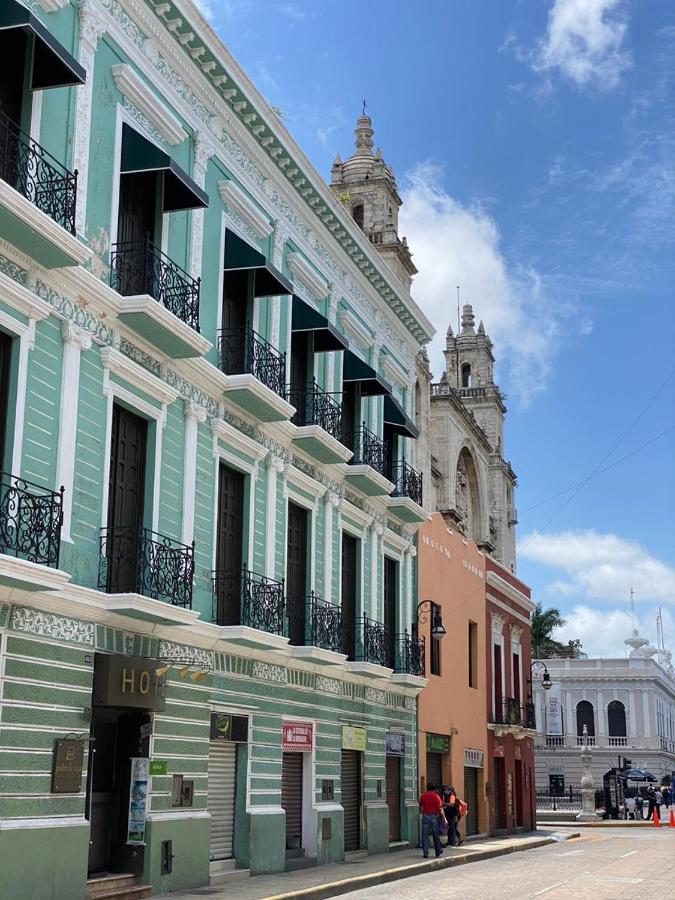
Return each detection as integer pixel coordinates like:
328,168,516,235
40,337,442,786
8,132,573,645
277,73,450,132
341,827,675,900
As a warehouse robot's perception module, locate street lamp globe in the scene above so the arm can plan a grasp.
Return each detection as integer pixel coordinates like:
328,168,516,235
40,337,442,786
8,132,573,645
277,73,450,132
542,668,553,691
431,612,446,641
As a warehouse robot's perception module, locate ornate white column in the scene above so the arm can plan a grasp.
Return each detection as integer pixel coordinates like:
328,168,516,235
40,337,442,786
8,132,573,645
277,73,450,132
181,402,207,546
566,691,574,739
270,223,289,349
265,453,285,578
323,491,340,603
326,286,337,392
405,541,416,633
368,521,380,620
369,339,382,434
190,130,216,281
73,0,106,236
55,323,92,541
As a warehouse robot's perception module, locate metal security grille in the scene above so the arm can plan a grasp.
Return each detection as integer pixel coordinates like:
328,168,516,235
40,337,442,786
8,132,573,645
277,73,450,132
281,752,303,851
426,752,442,789
207,742,237,860
386,755,401,842
341,750,361,851
463,767,479,836
494,757,506,829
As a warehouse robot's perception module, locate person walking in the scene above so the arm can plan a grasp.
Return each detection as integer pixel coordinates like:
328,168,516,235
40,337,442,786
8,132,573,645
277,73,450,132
441,785,461,847
419,782,445,859
646,787,656,821
654,788,662,820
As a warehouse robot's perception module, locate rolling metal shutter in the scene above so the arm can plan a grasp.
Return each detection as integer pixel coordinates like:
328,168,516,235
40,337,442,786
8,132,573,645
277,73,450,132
426,752,442,789
341,749,361,852
463,766,479,836
386,755,401,842
208,742,237,860
281,752,303,851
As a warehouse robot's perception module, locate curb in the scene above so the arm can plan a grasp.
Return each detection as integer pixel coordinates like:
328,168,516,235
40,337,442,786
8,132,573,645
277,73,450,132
260,834,576,900
537,820,666,828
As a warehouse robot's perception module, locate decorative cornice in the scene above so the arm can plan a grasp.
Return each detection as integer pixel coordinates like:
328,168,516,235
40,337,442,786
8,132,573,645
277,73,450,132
338,308,373,350
112,63,188,145
211,416,267,462
61,321,93,351
286,250,329,302
486,570,535,612
38,0,69,10
218,179,273,239
100,346,179,404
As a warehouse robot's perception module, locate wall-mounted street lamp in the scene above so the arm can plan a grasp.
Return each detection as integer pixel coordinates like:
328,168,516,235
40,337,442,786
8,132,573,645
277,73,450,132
530,659,552,691
417,599,446,641
155,658,211,681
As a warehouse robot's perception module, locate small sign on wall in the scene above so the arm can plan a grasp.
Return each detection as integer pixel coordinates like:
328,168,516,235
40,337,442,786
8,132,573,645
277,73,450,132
464,748,484,769
342,726,367,752
282,721,313,752
385,732,405,756
51,739,85,793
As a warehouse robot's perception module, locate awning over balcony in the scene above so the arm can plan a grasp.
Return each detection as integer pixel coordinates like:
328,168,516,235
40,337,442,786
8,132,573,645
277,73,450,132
342,349,391,396
291,295,348,353
0,1,86,90
224,229,292,297
384,394,419,439
121,124,208,213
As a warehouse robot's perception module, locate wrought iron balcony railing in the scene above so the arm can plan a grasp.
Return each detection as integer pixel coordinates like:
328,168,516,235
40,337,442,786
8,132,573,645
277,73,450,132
490,697,536,729
288,380,343,442
394,632,425,676
390,459,423,506
218,325,286,397
110,235,201,332
0,473,64,567
307,592,343,652
98,525,194,608
351,425,388,477
0,111,77,234
212,566,285,635
356,614,389,667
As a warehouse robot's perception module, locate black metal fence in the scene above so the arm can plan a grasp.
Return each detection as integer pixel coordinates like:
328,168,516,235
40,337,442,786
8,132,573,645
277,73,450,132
99,525,194,607
288,381,343,442
395,632,425,676
306,592,342,652
535,786,605,811
218,325,286,397
356,614,389,666
110,236,201,332
390,460,423,506
352,425,387,477
0,473,64,567
0,110,77,234
491,697,537,729
212,566,285,635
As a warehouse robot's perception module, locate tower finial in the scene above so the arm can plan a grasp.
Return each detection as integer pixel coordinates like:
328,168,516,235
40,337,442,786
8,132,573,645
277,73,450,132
362,98,367,116
354,108,374,155
461,303,476,334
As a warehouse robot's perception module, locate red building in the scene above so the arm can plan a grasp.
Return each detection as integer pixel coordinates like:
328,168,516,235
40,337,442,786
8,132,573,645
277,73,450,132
485,557,536,833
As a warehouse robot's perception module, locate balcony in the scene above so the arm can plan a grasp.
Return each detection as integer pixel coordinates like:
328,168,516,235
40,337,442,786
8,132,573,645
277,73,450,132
287,592,347,665
576,735,596,747
0,111,89,268
344,615,393,677
219,325,293,423
0,473,69,591
385,460,427,524
343,425,395,497
110,237,210,358
391,632,426,685
488,697,537,737
98,526,197,625
544,736,565,748
289,381,352,464
608,736,628,747
212,566,288,650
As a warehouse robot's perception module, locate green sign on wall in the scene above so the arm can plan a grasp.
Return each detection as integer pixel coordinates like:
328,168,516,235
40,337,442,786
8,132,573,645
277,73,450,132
426,733,450,754
149,760,167,776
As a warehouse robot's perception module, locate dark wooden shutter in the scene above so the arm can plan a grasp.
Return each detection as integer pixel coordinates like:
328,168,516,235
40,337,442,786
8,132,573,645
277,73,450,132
117,172,157,247
0,331,12,468
493,757,505,829
341,749,361,852
383,557,397,668
281,752,303,851
341,535,357,660
426,752,442,789
386,755,401,842
341,382,357,450
514,760,524,827
463,767,479,835
493,643,502,716
286,502,308,646
215,464,245,626
0,30,27,123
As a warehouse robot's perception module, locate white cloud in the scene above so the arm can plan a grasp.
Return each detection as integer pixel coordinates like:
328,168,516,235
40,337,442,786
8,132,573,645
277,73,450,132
533,0,631,90
192,0,214,20
553,604,675,657
519,529,675,602
399,163,569,407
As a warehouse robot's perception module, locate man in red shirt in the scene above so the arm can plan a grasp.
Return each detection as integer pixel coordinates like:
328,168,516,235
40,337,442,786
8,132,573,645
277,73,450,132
419,783,445,858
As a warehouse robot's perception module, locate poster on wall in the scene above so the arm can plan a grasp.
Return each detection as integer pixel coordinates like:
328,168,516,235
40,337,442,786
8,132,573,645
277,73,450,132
127,757,149,845
545,684,563,735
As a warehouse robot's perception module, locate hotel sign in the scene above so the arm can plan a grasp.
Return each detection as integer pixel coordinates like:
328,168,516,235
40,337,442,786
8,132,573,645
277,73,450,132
51,739,85,793
93,654,166,711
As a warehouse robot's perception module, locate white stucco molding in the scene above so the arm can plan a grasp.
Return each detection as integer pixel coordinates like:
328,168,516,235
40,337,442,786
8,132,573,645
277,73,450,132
112,64,188,145
210,416,267,465
38,0,69,10
286,250,329,302
218,180,274,239
486,570,535,613
100,347,179,405
338,308,373,351
381,352,409,390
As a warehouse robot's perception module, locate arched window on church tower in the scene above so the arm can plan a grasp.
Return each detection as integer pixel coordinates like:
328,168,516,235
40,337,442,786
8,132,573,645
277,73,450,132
461,363,472,388
352,204,364,230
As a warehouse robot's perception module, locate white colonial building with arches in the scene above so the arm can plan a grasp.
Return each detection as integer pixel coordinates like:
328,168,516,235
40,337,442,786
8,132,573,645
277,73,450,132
533,628,675,788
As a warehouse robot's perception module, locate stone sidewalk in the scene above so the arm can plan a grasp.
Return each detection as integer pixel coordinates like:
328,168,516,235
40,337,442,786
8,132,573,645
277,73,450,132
157,830,576,900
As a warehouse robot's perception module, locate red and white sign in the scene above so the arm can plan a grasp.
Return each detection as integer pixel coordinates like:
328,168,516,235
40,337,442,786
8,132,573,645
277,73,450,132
282,721,313,752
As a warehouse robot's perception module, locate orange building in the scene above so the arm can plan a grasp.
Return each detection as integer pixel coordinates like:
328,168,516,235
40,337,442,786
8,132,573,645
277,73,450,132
417,513,489,838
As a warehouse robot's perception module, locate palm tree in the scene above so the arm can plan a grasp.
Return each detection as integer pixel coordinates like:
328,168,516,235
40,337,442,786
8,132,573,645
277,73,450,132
531,603,566,658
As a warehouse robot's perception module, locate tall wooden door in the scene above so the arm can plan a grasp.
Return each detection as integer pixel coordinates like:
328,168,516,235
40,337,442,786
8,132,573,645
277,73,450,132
106,405,147,593
215,464,245,625
290,332,309,425
116,170,158,295
220,270,249,375
493,643,503,720
341,534,357,660
0,331,12,469
386,755,401,842
0,30,27,124
383,557,397,669
281,752,303,851
286,502,308,646
514,760,524,826
341,383,357,450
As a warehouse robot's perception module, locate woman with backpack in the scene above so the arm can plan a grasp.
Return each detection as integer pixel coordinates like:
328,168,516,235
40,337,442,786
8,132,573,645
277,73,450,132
441,785,462,847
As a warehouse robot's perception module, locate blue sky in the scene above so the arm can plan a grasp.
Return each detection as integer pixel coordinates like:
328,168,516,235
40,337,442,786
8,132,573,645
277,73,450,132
204,0,675,656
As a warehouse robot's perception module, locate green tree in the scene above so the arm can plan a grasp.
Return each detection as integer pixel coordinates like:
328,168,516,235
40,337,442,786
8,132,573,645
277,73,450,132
531,603,582,658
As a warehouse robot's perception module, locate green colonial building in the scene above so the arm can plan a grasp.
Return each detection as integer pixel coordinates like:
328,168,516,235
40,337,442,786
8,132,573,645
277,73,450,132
0,1,434,898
